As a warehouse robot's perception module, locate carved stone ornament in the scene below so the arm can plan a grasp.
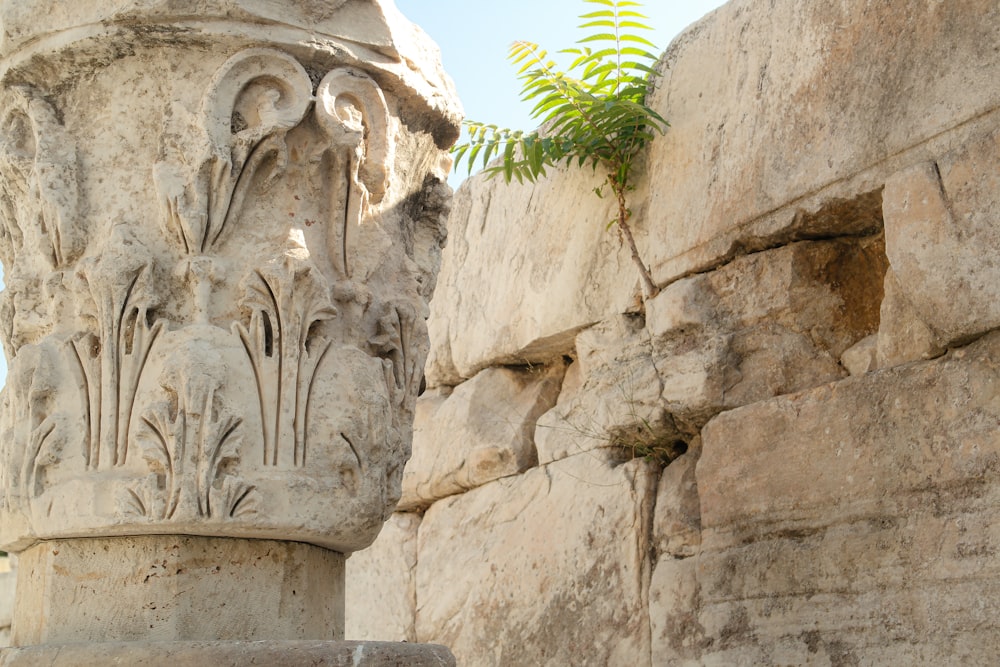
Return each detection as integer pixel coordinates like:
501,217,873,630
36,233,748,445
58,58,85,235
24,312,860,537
0,1,460,556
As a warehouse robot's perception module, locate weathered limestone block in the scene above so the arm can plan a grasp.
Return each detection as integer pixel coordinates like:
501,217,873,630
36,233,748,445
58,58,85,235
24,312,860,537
883,130,1000,346
14,536,344,645
840,334,877,376
646,237,885,426
424,167,639,385
0,0,460,660
695,330,1000,663
649,555,701,667
648,448,703,665
536,237,885,464
876,269,944,369
0,641,457,666
415,453,658,667
653,446,701,560
345,512,420,643
401,364,563,508
644,0,1000,284
0,565,11,648
535,315,671,465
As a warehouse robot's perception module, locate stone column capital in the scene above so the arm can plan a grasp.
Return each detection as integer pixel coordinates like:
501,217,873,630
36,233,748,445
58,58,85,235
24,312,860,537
0,0,459,556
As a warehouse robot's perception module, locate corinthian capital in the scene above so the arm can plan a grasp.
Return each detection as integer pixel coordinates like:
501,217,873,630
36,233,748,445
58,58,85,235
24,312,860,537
0,5,460,653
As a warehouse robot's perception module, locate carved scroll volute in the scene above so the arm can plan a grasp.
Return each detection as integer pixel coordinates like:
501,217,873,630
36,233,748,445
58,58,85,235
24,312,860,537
205,48,313,243
204,48,313,162
0,85,83,270
316,68,392,279
156,49,313,255
316,68,392,203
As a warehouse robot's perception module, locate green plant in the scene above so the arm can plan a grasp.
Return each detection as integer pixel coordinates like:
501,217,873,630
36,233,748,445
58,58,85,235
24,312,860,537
452,0,668,297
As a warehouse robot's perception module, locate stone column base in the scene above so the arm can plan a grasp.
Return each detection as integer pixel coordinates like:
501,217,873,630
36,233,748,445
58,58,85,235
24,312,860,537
0,641,456,666
12,536,345,645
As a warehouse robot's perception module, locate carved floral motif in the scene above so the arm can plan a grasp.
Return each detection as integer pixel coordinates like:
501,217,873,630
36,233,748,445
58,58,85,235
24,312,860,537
0,42,444,551
234,254,336,468
124,338,258,521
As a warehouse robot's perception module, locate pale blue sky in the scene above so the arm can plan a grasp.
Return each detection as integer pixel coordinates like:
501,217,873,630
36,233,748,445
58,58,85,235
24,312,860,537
394,0,729,187
0,0,727,388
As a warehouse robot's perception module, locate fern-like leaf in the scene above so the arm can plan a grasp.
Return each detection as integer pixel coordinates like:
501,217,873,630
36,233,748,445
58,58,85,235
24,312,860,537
450,0,667,298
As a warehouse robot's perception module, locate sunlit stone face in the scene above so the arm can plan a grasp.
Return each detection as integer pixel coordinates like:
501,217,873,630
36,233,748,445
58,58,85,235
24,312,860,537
0,4,458,553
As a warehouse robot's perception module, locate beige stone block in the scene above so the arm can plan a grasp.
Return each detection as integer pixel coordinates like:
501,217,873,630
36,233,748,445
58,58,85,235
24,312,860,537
698,331,1000,537
876,269,944,368
415,453,658,667
643,0,1000,284
693,330,1000,661
649,238,885,356
647,238,885,426
0,640,456,666
653,448,701,559
535,316,672,465
537,237,885,466
0,570,12,649
840,334,877,376
12,537,344,646
401,364,563,508
883,131,1000,345
649,556,702,667
345,513,420,642
424,168,640,384
694,517,1000,665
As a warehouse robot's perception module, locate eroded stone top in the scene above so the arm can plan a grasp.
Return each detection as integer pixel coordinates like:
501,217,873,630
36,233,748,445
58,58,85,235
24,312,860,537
0,0,462,147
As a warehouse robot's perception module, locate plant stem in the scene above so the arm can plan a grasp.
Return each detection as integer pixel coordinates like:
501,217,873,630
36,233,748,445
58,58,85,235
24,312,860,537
612,176,658,298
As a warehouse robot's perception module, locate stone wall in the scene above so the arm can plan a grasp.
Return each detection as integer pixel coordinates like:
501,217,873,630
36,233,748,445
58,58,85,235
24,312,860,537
347,0,1000,664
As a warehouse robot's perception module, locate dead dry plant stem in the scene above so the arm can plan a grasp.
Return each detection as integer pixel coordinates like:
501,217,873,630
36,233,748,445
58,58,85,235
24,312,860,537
612,175,657,298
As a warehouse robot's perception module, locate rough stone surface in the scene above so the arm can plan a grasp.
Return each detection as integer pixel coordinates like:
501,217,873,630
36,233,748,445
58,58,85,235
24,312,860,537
0,569,12,648
695,330,1000,663
0,0,458,556
0,641,456,667
648,237,885,426
535,316,668,465
345,512,420,643
644,0,1000,284
652,446,701,560
401,364,564,508
876,269,944,369
424,167,639,385
649,556,701,667
840,334,878,376
883,130,1000,345
537,236,887,468
415,453,657,667
12,536,345,646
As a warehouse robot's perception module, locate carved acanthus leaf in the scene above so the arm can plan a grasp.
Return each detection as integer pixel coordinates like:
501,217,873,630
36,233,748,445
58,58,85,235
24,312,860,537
313,68,393,281
367,300,424,413
234,252,337,468
76,227,164,469
0,86,84,270
132,362,255,521
155,48,313,255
